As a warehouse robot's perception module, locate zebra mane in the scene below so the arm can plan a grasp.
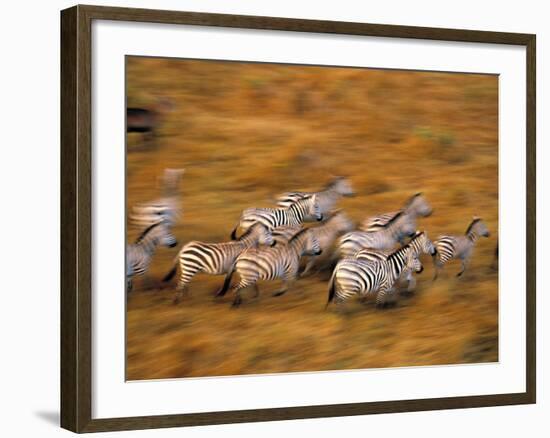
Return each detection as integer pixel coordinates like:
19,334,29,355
465,217,482,235
383,210,404,227
288,227,309,243
388,232,423,258
289,194,314,208
238,223,265,240
405,192,423,208
134,221,163,244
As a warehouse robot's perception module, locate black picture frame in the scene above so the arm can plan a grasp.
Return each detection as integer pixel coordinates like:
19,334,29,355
61,4,536,433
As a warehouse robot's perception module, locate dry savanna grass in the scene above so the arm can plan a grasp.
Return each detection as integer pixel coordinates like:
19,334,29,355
126,57,498,380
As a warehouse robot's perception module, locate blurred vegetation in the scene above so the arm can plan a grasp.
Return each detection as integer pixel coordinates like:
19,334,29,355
126,57,498,380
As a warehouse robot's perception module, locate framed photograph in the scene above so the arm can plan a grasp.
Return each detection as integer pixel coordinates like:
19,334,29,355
60,4,536,433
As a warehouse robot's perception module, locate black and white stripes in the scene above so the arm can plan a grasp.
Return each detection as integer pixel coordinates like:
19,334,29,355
337,211,416,258
217,228,322,306
126,221,177,292
163,223,274,303
231,194,322,240
359,192,432,233
327,235,425,308
433,217,490,280
275,176,355,220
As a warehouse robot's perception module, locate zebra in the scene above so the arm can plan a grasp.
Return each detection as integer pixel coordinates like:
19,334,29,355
337,211,416,258
354,231,436,293
163,223,275,304
275,176,355,221
126,221,178,293
301,210,355,276
432,217,490,280
230,194,322,240
359,192,432,235
216,228,322,307
327,236,424,309
130,168,185,229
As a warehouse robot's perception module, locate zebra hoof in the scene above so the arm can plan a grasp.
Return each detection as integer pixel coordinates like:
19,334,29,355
272,291,286,297
231,298,242,308
172,297,180,305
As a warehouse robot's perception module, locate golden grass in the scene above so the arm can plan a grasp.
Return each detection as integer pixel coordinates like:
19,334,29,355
126,57,498,380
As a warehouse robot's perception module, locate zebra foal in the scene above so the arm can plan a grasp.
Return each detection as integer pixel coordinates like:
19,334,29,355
163,223,274,304
432,217,490,280
126,221,178,293
275,176,355,220
327,236,425,309
217,228,322,307
230,194,322,240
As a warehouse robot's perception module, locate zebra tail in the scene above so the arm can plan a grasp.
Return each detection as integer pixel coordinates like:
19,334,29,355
162,264,177,282
216,265,236,297
325,269,337,309
162,253,180,282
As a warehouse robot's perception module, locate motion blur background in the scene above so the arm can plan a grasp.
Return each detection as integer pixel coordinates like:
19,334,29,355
126,56,498,380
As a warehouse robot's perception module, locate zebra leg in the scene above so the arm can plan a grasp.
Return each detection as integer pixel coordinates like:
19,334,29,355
172,284,188,304
173,267,197,304
300,259,315,277
273,274,297,297
402,271,416,295
432,258,443,281
456,259,468,277
127,278,133,294
376,287,396,308
231,279,254,307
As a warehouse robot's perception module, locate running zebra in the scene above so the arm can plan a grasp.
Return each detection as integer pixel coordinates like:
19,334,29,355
230,195,322,240
130,168,185,229
432,217,490,280
275,176,355,220
163,223,274,304
355,231,436,293
337,211,416,258
126,221,178,293
217,228,322,306
359,192,432,234
301,210,355,276
327,236,424,308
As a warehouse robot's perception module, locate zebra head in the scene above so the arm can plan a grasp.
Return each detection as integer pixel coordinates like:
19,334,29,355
406,192,433,218
304,233,323,256
468,217,490,238
309,194,323,221
406,251,424,274
411,230,436,256
329,176,355,197
157,222,178,248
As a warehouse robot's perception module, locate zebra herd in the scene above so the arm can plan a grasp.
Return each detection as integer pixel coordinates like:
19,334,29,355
127,171,492,310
